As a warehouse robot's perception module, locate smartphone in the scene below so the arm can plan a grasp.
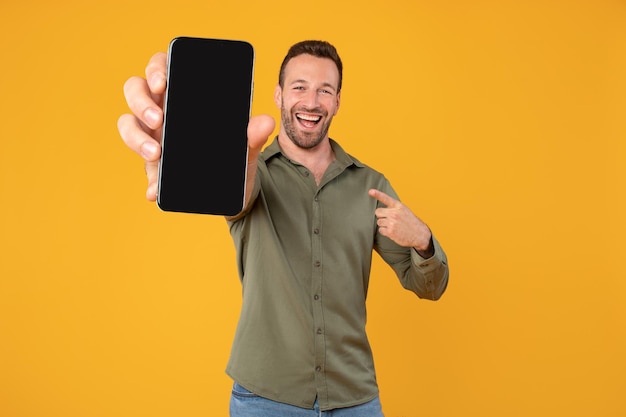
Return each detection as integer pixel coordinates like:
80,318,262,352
157,37,254,215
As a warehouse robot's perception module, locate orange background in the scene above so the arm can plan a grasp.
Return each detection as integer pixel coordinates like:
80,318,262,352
1,1,625,416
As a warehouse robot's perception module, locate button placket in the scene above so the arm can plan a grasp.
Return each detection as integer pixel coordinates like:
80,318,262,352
311,190,327,394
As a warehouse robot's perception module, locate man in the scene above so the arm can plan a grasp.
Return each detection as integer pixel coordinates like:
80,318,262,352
118,40,449,417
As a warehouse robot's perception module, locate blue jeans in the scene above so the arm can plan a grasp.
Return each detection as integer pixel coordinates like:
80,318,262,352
230,382,385,417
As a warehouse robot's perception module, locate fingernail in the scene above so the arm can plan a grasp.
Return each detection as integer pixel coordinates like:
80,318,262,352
141,141,158,158
147,183,158,201
144,108,160,128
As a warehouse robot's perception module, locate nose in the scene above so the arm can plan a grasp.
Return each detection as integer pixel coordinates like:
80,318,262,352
302,89,320,108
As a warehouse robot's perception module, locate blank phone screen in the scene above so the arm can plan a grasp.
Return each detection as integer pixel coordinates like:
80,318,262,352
157,37,254,216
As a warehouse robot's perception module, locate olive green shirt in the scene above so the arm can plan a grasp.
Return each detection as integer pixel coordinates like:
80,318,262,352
225,138,449,411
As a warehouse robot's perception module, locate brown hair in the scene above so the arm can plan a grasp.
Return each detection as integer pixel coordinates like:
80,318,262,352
278,40,343,93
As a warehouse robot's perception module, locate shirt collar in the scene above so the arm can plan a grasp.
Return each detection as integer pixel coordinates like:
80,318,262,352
262,136,365,169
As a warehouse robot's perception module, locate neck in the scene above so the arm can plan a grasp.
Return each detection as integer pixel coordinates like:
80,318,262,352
277,133,335,185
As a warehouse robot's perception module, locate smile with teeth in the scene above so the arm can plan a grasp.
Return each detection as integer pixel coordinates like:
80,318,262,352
296,113,322,128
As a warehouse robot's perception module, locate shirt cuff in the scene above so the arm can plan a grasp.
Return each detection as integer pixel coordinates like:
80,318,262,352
411,236,446,273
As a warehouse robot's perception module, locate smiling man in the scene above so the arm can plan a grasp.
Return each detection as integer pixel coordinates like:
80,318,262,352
118,40,449,417
278,52,339,150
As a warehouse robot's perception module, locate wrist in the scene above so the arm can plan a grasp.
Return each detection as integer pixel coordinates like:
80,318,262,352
414,237,434,258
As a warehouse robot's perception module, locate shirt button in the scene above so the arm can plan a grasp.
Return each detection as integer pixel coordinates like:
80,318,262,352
314,295,320,300
316,328,322,334
314,261,321,267
313,228,319,234
304,171,310,177
315,366,322,372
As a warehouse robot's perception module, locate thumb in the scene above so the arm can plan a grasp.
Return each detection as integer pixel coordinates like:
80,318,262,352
248,114,275,153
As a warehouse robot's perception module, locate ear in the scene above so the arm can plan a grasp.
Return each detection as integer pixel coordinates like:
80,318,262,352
334,91,341,116
274,84,282,109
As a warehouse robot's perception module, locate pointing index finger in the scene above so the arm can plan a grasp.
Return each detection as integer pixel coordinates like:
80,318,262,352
368,189,398,207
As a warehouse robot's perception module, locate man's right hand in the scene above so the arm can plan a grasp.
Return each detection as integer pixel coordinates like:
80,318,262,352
117,51,275,202
118,52,167,201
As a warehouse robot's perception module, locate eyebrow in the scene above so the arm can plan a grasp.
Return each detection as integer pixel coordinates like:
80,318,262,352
290,79,337,91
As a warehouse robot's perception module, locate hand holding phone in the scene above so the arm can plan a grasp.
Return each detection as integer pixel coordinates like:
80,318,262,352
118,51,168,202
157,37,255,216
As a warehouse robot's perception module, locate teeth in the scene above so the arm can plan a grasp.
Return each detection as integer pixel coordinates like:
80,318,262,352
297,114,321,122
